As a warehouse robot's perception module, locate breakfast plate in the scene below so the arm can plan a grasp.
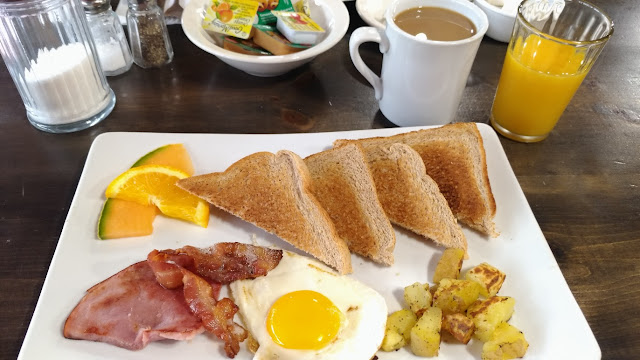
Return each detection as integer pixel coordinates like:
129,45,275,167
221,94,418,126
18,124,600,359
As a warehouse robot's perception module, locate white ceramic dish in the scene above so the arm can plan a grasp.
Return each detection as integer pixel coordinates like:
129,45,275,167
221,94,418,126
18,124,600,359
181,0,349,76
474,0,519,42
355,0,389,28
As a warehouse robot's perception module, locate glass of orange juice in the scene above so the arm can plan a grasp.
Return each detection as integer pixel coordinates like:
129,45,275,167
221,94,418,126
490,0,614,142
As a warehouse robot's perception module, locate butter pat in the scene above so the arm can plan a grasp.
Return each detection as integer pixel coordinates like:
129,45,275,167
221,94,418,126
272,11,325,45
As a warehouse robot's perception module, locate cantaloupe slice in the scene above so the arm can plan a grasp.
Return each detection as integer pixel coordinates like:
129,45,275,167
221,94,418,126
132,144,195,176
98,198,159,239
97,144,196,239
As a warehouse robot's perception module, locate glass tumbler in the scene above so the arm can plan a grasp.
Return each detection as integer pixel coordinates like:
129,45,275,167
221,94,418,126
0,0,116,133
490,0,614,143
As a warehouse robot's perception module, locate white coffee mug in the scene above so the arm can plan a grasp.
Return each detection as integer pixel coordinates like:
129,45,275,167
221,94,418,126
350,0,488,126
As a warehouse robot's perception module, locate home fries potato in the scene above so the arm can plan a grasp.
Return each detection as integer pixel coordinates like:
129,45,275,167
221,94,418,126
382,248,529,359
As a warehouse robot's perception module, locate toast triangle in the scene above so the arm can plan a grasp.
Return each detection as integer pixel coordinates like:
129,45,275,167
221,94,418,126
360,143,467,251
335,123,497,236
304,144,396,266
177,150,352,274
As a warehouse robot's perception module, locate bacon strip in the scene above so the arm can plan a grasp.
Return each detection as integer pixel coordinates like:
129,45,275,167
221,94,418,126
146,243,281,358
147,249,195,289
177,243,283,284
182,269,248,358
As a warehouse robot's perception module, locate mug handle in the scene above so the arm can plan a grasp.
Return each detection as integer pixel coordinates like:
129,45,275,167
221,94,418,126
349,26,389,101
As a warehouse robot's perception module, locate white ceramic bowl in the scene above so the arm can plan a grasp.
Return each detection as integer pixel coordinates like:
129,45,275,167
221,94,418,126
474,0,517,42
181,0,349,77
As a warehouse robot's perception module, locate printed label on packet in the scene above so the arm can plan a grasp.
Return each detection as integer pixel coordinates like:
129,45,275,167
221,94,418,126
271,11,323,32
254,0,294,25
202,0,259,39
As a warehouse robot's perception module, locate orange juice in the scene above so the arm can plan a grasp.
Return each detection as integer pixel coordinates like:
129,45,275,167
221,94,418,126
491,34,588,140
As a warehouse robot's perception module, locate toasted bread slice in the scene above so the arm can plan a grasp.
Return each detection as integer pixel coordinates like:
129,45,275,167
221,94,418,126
177,150,352,274
335,123,497,236
304,144,396,266
362,143,467,252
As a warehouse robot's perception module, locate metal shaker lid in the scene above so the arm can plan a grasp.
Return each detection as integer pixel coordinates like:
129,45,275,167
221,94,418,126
82,0,111,13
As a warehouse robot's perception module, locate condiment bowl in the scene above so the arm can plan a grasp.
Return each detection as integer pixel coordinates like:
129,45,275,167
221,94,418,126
474,0,517,42
182,0,349,77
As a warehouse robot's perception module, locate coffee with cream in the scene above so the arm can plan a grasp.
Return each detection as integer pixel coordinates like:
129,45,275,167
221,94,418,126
394,6,477,41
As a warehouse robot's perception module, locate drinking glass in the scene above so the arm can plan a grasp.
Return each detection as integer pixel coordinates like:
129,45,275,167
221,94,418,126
490,0,614,142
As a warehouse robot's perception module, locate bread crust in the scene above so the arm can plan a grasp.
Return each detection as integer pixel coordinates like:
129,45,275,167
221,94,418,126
364,144,467,251
304,144,396,265
335,123,497,236
177,150,352,274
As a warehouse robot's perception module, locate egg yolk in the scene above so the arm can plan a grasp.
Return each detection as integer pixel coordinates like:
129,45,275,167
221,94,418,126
266,290,342,350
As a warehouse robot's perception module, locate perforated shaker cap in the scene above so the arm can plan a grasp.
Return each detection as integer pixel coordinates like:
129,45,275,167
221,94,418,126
82,0,111,13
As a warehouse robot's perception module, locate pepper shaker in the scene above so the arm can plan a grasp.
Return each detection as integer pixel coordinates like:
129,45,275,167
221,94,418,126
126,0,174,68
83,0,133,76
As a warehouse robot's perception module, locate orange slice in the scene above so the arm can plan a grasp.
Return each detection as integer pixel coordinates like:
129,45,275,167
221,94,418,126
105,165,209,227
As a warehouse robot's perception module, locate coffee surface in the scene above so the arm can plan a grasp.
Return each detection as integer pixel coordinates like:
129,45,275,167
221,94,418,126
394,6,476,41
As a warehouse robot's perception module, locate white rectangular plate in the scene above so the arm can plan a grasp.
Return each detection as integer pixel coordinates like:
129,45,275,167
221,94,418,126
18,124,600,359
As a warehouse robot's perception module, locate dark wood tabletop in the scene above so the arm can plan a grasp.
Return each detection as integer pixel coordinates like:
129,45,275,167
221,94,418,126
1,1,638,359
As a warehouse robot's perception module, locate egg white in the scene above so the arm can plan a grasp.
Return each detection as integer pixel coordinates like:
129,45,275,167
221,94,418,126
229,251,388,360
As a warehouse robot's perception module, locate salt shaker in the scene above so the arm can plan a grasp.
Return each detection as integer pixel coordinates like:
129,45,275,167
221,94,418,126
0,0,115,133
126,0,174,68
83,0,133,76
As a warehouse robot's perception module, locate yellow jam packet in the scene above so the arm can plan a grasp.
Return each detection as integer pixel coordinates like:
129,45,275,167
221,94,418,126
202,0,259,39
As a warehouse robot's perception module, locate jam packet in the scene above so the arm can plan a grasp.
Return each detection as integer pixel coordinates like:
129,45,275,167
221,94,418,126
254,0,294,25
202,0,259,39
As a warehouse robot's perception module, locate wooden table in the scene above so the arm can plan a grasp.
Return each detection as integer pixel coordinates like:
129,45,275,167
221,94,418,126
1,1,638,359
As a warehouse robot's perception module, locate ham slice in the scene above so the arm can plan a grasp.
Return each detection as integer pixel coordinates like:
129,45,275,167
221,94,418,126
63,261,204,350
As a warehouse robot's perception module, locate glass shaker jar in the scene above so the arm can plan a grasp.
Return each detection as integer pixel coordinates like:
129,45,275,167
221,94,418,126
83,0,133,76
0,0,116,133
126,0,174,68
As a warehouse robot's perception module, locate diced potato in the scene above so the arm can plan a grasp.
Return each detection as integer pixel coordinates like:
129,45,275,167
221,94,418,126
432,278,482,315
467,296,516,342
410,307,442,357
380,330,405,352
404,282,433,316
442,313,475,344
465,262,506,298
380,309,418,351
482,322,529,360
433,248,465,283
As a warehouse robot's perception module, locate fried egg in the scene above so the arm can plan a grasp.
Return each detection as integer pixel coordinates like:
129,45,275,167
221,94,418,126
229,251,387,360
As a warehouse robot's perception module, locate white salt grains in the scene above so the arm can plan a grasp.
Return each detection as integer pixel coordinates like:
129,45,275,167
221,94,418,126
23,43,109,125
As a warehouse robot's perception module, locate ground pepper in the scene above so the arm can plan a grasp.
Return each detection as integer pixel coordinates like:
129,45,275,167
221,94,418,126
126,0,174,68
